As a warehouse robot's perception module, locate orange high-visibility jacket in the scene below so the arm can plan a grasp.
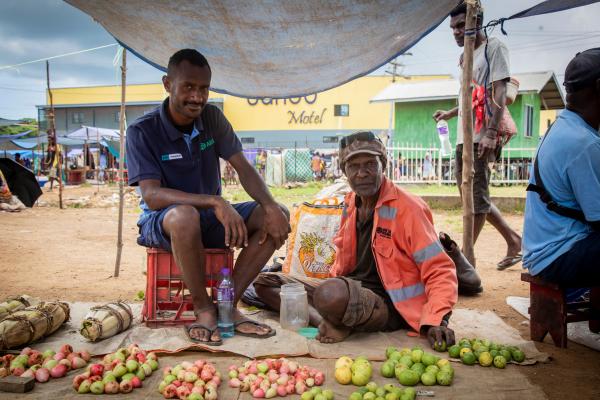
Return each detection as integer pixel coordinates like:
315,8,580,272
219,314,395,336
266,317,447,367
330,176,458,332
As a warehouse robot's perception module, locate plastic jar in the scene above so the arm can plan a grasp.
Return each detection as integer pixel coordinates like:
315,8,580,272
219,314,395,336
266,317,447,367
279,283,309,331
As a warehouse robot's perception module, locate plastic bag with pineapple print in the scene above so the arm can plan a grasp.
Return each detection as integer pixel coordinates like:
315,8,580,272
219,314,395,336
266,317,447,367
283,198,343,279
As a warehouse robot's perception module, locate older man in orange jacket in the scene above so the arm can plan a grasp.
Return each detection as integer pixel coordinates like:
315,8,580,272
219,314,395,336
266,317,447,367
256,131,462,348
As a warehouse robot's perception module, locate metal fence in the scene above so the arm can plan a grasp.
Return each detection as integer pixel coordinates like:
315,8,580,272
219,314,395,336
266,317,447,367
386,142,537,185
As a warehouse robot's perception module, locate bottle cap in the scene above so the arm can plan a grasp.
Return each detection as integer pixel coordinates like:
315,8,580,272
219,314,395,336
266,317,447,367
222,268,230,275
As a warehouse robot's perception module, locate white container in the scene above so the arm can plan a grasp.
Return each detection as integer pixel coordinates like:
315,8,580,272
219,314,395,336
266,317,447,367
279,283,309,331
436,120,452,157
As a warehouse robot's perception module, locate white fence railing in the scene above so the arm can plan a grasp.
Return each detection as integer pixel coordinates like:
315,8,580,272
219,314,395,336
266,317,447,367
386,143,537,185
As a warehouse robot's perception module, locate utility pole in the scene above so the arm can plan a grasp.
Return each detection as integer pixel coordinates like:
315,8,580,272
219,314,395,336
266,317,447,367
114,49,127,278
460,0,479,265
46,61,63,209
385,53,412,83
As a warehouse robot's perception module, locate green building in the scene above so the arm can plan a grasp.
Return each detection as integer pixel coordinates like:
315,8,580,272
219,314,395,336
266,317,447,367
371,72,564,158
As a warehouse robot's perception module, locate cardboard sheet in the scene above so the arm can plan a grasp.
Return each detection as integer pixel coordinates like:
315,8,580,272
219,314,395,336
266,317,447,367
507,296,600,351
26,303,548,366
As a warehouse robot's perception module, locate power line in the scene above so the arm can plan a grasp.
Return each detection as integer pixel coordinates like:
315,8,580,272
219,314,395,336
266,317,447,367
0,44,118,71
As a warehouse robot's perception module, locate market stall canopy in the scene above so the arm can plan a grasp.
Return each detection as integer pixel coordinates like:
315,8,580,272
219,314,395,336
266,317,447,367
5,136,86,150
0,131,33,144
65,0,459,98
66,126,120,141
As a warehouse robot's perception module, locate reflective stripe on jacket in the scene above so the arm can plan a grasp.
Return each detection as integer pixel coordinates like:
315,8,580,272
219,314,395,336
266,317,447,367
330,176,458,332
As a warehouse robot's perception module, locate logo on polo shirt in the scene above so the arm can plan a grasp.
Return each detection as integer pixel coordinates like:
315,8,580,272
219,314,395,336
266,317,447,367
161,153,183,161
200,138,215,151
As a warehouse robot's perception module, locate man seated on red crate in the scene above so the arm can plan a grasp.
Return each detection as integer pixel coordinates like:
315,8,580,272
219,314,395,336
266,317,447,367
126,49,290,346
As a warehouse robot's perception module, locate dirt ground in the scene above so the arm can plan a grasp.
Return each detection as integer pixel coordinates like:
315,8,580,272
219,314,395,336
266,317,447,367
1,185,599,399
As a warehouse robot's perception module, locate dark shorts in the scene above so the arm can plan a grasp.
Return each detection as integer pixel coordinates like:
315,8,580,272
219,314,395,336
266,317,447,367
455,143,497,215
137,201,259,252
537,231,600,287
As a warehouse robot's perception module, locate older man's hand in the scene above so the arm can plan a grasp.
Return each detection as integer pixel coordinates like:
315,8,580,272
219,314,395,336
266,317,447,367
423,325,456,350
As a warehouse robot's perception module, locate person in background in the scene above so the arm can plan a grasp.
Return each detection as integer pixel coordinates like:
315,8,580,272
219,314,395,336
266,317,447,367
432,2,522,270
14,153,24,166
311,152,322,181
423,152,434,181
255,150,267,179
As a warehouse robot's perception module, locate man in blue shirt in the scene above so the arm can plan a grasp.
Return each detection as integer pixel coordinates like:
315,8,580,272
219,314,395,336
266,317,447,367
126,49,290,345
523,48,600,286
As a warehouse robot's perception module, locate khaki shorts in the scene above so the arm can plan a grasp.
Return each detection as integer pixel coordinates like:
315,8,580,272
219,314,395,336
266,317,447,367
253,272,406,332
455,143,499,214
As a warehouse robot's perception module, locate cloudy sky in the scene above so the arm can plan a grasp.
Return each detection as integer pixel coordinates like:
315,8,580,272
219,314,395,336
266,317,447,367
1,0,599,119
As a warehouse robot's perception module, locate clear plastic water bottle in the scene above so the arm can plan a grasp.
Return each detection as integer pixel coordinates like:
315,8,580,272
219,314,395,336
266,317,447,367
216,268,235,338
437,120,452,156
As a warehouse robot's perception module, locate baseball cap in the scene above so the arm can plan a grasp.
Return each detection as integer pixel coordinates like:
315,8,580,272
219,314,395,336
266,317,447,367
563,47,600,93
339,131,387,169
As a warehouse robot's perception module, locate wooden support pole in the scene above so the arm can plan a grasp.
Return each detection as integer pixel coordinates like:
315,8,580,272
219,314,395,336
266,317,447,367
460,0,478,265
114,49,127,278
46,61,63,209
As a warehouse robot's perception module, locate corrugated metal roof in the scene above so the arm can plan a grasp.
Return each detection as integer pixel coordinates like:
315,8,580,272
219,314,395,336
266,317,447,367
371,71,565,110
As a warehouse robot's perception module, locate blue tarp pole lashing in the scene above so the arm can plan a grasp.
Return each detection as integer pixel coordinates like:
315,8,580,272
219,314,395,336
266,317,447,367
481,0,600,35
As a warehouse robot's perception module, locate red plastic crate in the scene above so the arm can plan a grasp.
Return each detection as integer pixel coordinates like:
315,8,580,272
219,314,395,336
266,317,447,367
142,247,233,327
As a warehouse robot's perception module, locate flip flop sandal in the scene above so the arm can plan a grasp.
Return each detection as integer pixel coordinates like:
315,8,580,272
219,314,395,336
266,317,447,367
497,254,523,271
234,319,277,339
185,323,223,346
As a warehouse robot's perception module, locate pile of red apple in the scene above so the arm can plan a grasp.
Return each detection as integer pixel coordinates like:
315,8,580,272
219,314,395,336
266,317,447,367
158,359,221,399
227,358,325,398
0,344,90,383
72,344,159,394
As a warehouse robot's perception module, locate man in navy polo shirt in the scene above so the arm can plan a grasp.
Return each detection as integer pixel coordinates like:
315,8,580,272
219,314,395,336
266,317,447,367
126,49,290,345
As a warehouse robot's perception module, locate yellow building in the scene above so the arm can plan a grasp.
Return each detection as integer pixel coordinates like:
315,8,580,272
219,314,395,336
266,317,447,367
40,75,450,148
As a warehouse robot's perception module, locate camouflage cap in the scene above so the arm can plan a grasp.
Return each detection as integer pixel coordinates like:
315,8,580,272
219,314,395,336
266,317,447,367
339,131,387,170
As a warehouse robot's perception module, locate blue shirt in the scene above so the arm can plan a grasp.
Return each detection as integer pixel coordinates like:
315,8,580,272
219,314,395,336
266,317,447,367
126,99,242,221
523,109,600,275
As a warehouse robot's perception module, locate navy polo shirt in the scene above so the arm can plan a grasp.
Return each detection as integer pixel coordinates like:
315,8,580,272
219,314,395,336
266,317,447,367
126,98,242,219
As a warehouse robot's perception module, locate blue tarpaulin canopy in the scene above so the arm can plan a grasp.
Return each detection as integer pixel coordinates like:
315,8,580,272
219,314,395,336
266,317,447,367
65,0,600,99
0,131,33,144
9,136,86,149
66,126,120,141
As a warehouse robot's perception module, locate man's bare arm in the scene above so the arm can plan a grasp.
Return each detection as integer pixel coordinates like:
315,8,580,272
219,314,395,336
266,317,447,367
228,152,290,249
478,79,507,159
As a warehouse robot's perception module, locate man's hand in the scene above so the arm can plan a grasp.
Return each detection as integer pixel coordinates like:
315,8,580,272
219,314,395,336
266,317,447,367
424,325,455,350
433,110,450,122
214,198,247,248
477,130,497,160
259,203,290,249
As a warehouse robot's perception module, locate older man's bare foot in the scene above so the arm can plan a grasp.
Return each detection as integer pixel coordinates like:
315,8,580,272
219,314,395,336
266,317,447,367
316,319,351,343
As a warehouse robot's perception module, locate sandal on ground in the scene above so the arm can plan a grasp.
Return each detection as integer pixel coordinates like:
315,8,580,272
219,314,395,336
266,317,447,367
496,254,523,271
185,323,223,346
234,319,276,339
